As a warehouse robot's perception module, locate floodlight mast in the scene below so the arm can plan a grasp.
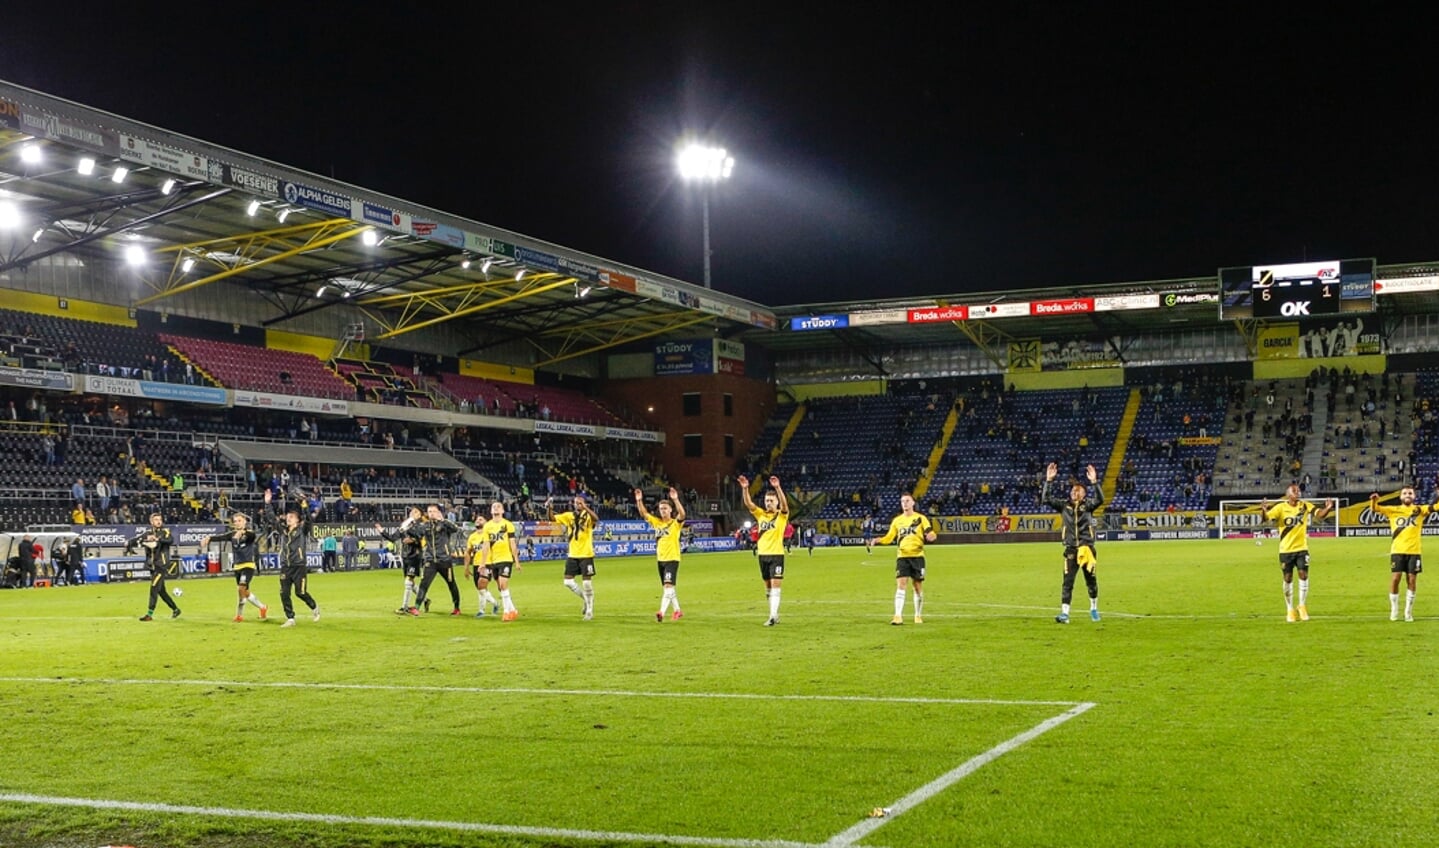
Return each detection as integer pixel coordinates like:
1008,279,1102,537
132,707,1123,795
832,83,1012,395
677,143,735,289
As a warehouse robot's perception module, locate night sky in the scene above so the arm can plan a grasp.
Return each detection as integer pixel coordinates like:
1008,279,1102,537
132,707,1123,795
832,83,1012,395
8,7,1437,307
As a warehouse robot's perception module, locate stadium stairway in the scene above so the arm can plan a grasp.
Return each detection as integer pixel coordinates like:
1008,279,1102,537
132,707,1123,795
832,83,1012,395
163,344,220,388
912,400,960,502
758,402,808,495
1302,389,1330,480
1099,388,1143,509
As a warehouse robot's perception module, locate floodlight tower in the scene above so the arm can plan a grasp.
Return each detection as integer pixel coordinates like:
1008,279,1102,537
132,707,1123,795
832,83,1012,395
676,143,735,289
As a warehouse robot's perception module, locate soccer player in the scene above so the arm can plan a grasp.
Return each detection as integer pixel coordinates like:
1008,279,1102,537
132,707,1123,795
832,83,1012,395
377,508,424,615
636,487,686,621
411,504,464,615
1369,487,1439,621
547,494,600,620
203,513,268,622
127,512,179,621
1260,484,1335,622
876,493,937,624
469,501,520,620
262,488,319,628
738,474,789,626
1041,463,1103,624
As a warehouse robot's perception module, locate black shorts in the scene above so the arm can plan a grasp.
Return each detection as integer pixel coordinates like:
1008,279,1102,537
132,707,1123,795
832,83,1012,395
564,557,596,578
657,560,680,585
234,565,256,586
895,557,926,581
1280,551,1311,574
758,555,785,581
403,561,421,578
485,562,514,580
1391,554,1423,575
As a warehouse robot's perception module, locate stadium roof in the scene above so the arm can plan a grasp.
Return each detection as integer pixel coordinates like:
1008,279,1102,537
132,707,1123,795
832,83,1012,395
4,77,1438,374
0,79,776,369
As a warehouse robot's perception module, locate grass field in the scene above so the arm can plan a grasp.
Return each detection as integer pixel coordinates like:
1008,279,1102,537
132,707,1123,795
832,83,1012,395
2,537,1437,848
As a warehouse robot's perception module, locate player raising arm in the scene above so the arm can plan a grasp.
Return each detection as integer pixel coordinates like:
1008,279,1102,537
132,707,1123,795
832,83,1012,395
739,475,789,626
875,493,937,625
636,487,687,621
1369,486,1439,621
1260,485,1334,622
1042,463,1103,624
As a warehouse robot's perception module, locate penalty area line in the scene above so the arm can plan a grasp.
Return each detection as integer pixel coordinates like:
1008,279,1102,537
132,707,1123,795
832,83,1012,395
821,701,1098,848
0,792,860,848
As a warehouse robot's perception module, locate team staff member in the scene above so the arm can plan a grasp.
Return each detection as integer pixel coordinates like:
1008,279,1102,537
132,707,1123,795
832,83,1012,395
128,513,180,621
262,489,319,628
471,501,521,620
204,513,268,622
547,495,600,620
411,504,464,615
738,474,789,626
1041,463,1103,624
1370,486,1439,622
1261,484,1335,622
636,487,686,622
876,493,937,625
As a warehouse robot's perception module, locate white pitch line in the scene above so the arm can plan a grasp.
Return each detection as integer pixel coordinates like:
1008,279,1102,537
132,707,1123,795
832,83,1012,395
0,676,1084,708
821,701,1098,848
0,792,851,848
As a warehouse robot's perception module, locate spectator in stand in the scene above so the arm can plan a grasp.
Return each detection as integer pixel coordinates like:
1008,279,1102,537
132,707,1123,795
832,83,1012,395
71,478,85,506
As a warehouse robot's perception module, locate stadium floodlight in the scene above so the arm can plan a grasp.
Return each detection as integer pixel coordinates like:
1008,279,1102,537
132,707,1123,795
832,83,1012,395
124,245,145,266
181,257,195,273
111,166,129,183
461,256,472,270
277,207,292,223
316,285,329,298
20,144,42,165
676,142,735,289
160,178,176,195
361,228,379,247
77,157,96,176
0,201,19,229
480,258,492,274
32,227,44,243
515,269,525,281
246,199,261,217
578,284,592,298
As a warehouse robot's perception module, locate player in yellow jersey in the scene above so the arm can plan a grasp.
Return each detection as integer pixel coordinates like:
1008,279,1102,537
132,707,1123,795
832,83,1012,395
1369,486,1439,622
738,474,789,626
877,493,937,625
548,494,600,620
636,487,687,621
1260,484,1335,622
467,502,519,619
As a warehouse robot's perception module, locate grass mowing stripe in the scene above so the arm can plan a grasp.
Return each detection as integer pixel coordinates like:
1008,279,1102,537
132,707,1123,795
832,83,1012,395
0,676,1086,707
821,702,1098,848
0,792,858,848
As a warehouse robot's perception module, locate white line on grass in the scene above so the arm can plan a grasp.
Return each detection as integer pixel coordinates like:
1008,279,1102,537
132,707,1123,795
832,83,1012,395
0,792,865,848
821,701,1098,848
0,676,1084,707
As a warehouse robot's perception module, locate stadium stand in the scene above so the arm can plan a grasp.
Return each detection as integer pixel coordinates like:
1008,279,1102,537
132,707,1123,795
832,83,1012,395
159,334,352,399
0,307,215,384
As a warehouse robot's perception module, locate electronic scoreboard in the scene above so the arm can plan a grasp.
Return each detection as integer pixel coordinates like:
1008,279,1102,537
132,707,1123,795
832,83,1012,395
1219,258,1375,320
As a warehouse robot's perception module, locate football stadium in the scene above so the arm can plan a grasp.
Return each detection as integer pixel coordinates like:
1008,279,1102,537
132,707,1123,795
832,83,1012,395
2,77,1438,848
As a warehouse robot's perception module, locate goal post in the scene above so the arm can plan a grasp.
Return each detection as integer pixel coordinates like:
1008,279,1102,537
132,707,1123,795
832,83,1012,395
1218,498,1343,541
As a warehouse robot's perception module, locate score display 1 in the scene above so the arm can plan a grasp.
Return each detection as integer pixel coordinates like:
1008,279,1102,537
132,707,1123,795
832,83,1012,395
1219,258,1375,320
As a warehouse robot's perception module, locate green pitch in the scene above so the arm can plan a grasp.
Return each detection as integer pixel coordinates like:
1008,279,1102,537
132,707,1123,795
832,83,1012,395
2,538,1436,848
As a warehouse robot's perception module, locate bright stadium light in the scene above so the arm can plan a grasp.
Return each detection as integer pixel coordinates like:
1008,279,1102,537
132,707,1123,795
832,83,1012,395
111,166,129,183
124,245,145,266
77,157,96,176
20,144,42,165
676,142,735,289
480,258,492,274
0,201,20,229
160,178,176,195
277,207,292,223
181,257,195,273
361,229,379,247
246,199,261,216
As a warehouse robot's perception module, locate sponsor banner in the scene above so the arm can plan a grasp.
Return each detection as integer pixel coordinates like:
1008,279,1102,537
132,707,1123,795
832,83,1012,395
599,269,638,292
1256,324,1300,359
716,357,745,375
1294,316,1375,358
848,308,909,327
654,339,713,375
82,374,227,405
487,238,517,259
1177,436,1222,446
223,164,281,197
1041,338,1120,370
559,256,601,282
715,339,744,362
689,537,739,552
76,523,226,549
791,314,850,331
604,426,664,443
1163,291,1220,307
1099,529,1219,541
410,218,466,247
513,245,561,272
118,135,209,180
361,201,398,228
1030,297,1095,316
0,365,74,391
1339,494,1405,529
534,419,598,437
907,305,968,323
967,302,1030,319
233,390,350,415
0,98,21,130
20,110,118,154
1374,276,1439,295
1008,340,1041,373
1119,511,1214,529
1093,293,1158,312
281,180,351,217
1342,526,1439,538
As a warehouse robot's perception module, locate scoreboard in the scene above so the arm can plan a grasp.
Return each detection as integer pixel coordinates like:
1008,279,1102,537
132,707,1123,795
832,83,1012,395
1219,258,1375,320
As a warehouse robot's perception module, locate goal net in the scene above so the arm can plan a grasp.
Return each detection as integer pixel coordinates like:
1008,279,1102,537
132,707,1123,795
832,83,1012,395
1218,498,1343,541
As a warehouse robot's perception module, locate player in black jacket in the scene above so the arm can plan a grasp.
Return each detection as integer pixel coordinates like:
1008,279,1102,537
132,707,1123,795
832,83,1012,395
204,512,268,622
378,508,425,615
127,512,180,621
1042,462,1103,624
262,489,319,627
412,504,464,615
